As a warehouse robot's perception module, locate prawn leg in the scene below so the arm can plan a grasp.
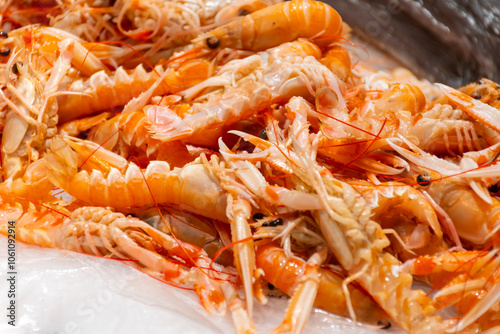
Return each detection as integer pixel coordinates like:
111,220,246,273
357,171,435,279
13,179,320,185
269,247,326,334
228,197,257,321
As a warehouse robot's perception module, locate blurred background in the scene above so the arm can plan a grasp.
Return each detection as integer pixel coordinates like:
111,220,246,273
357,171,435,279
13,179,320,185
327,0,500,87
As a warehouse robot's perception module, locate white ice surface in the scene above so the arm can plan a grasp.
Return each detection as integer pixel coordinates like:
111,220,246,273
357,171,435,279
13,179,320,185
0,237,406,334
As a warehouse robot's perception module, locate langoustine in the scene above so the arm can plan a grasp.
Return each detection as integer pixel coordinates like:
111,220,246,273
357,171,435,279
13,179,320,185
149,40,344,144
0,195,254,332
224,96,455,333
0,34,77,199
3,0,500,333
404,250,500,332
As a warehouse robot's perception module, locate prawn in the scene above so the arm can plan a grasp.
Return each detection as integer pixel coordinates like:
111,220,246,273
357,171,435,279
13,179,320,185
438,83,500,136
347,180,444,260
150,40,343,143
56,64,167,122
192,0,343,53
291,151,437,332
255,242,391,329
0,26,108,75
316,82,423,174
0,197,254,331
1,37,73,180
224,91,451,333
408,103,487,156
263,108,457,332
85,111,193,167
404,250,500,332
387,139,500,246
132,206,233,266
57,56,218,123
45,135,229,221
229,92,407,176
45,132,321,324
115,0,278,59
208,151,323,320
0,159,54,201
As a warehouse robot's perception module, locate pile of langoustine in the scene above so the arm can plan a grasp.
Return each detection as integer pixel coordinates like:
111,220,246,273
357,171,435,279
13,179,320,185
1,0,500,333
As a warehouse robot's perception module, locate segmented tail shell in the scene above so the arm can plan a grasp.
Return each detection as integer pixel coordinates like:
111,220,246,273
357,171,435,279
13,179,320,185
57,65,166,122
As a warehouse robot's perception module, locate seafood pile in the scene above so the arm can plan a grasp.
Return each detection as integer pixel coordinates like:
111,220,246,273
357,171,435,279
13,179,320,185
1,0,500,333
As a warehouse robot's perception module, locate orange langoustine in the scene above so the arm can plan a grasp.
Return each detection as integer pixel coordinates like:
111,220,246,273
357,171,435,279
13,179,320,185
1,1,500,333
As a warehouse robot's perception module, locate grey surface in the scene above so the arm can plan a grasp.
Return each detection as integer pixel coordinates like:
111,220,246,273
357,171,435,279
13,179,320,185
329,0,500,87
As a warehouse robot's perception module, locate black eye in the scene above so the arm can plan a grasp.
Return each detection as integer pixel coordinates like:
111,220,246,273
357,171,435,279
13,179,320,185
259,128,267,140
489,184,500,193
0,31,7,39
252,213,265,221
12,62,20,74
206,37,220,49
238,9,250,16
417,174,431,187
269,218,283,227
0,47,10,57
377,320,391,329
79,130,89,139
